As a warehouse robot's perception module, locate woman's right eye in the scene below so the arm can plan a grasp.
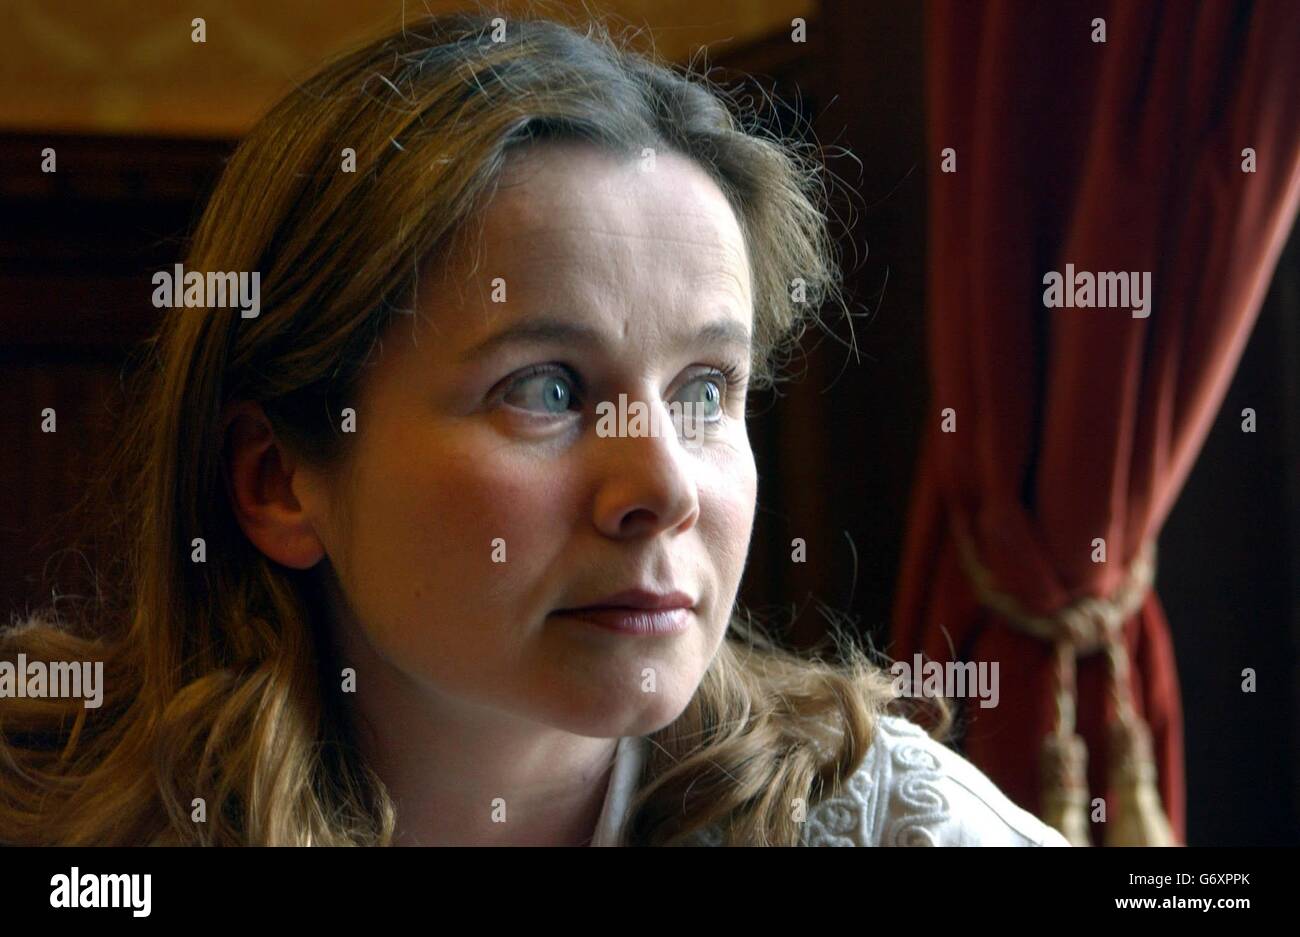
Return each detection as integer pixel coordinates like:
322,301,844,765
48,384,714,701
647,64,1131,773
502,368,579,414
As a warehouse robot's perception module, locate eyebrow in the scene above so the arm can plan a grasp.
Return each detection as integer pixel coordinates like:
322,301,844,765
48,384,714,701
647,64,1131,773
461,316,753,362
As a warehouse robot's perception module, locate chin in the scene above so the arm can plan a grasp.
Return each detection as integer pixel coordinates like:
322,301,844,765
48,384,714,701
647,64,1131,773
543,684,696,739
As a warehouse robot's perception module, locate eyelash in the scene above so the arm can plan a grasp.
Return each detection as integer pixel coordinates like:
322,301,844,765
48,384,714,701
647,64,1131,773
709,361,747,391
500,361,747,412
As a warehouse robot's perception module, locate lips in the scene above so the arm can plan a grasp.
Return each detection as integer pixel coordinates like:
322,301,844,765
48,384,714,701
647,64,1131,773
552,588,696,636
562,588,695,612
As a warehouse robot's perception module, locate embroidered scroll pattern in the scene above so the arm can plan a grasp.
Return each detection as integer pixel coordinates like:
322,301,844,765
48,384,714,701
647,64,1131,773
803,716,950,846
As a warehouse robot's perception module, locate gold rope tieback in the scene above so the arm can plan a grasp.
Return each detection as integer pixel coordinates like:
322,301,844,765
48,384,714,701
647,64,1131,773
953,527,1175,847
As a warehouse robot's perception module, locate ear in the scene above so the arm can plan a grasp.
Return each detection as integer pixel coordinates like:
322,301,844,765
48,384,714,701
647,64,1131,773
221,400,327,569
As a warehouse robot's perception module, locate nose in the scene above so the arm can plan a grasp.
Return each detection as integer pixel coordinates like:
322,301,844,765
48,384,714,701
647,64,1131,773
590,400,701,540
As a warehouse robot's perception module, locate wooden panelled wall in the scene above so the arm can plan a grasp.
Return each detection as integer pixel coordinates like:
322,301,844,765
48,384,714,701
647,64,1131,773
0,136,231,617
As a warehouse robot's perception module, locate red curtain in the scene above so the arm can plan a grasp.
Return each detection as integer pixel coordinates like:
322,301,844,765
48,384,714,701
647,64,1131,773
893,0,1300,845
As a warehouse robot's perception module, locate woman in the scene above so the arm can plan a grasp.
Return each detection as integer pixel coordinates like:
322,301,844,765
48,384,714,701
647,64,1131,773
0,10,1068,847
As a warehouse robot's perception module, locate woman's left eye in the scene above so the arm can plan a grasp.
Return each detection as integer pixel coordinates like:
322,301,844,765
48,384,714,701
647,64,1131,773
673,375,725,418
502,368,579,414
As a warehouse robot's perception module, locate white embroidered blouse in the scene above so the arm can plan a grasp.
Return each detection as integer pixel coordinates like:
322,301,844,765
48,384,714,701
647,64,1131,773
591,714,1071,846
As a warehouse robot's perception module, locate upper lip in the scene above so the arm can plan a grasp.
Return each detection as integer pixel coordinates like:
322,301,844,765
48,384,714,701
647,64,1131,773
557,588,696,612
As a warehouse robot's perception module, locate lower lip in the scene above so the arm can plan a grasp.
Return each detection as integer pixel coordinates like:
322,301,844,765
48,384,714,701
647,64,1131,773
556,607,692,636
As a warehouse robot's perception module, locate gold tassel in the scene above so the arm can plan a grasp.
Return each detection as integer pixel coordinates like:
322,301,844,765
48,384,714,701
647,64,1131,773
1040,730,1091,846
1039,639,1091,845
1103,635,1176,846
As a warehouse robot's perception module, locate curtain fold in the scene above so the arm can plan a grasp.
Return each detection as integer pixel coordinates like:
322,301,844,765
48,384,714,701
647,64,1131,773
893,0,1300,844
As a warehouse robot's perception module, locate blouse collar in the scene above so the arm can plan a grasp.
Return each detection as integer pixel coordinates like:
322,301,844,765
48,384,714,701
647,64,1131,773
589,735,647,846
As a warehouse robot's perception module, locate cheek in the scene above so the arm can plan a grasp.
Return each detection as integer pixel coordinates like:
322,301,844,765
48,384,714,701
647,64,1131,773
699,441,758,594
339,430,575,654
705,485,756,580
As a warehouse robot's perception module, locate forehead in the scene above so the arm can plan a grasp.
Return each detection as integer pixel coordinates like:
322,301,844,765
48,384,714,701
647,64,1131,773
432,141,754,332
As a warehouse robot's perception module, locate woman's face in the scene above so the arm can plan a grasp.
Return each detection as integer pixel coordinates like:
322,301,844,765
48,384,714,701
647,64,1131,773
299,141,759,739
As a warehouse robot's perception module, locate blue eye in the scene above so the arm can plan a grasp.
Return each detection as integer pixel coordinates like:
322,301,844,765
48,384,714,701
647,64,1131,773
675,376,724,419
503,368,578,414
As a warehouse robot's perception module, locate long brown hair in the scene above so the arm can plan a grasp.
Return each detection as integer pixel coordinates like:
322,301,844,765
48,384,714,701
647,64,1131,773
0,5,948,846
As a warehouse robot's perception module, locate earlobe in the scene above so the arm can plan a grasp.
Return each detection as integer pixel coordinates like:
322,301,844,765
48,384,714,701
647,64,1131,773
221,400,327,570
